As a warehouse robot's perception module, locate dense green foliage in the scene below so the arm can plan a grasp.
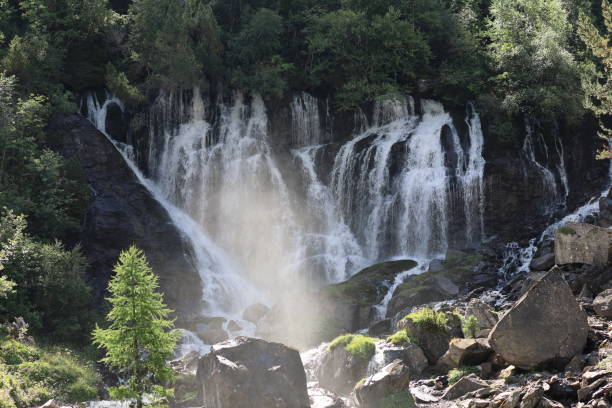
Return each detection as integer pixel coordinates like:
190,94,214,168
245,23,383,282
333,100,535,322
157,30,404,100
578,0,612,158
93,246,179,408
403,308,449,333
386,329,415,345
328,333,377,361
0,336,100,407
0,211,95,343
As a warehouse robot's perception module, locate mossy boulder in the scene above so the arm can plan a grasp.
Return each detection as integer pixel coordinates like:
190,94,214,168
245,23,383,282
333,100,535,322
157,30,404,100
318,334,377,395
323,260,418,306
387,253,491,318
320,260,418,333
397,309,455,364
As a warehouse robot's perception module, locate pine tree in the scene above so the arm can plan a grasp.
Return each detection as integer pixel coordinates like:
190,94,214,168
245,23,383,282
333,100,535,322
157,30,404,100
578,0,612,159
93,246,179,408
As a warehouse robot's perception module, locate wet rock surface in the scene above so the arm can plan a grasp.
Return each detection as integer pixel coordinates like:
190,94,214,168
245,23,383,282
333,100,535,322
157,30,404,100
49,114,202,316
196,336,309,408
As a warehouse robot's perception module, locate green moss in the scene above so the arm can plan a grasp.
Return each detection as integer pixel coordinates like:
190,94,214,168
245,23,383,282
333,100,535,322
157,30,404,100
404,308,449,333
381,390,416,408
323,260,418,306
386,330,415,345
328,334,377,361
558,226,576,235
448,366,479,385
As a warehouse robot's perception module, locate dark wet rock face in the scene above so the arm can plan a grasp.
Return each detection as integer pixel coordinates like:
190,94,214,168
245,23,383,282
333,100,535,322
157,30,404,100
488,269,589,369
196,337,309,408
48,114,202,316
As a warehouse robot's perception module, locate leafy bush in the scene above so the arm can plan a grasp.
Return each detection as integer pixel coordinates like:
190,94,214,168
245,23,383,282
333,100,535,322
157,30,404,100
0,340,39,366
448,366,479,385
404,308,449,333
386,330,415,345
462,315,479,339
0,211,96,342
328,334,376,361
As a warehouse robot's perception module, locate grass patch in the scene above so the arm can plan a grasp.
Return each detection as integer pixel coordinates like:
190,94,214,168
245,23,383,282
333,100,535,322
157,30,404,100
404,308,449,333
448,366,479,385
558,226,576,235
386,330,415,345
0,337,100,407
328,334,377,361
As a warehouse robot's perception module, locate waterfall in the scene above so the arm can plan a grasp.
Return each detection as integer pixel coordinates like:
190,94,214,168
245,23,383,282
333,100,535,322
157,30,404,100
85,92,263,329
521,119,570,213
331,97,486,260
86,89,487,323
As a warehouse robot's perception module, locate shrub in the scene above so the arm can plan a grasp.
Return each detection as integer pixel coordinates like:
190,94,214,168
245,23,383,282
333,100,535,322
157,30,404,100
0,339,100,405
404,308,449,333
0,340,39,365
462,315,479,339
17,349,100,402
328,334,376,361
448,366,479,385
386,330,415,345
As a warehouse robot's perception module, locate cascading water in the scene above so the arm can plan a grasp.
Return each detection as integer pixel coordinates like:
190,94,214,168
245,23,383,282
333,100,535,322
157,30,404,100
331,97,486,260
86,92,263,338
87,89,487,337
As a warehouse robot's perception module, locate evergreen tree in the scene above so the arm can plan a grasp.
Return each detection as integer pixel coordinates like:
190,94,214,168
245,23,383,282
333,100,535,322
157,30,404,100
578,0,612,159
93,246,179,408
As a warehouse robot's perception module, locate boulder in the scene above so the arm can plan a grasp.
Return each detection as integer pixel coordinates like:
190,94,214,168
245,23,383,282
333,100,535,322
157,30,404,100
227,320,242,333
520,385,544,408
196,336,309,408
437,338,492,369
318,346,370,396
442,374,488,400
554,222,612,266
354,360,417,408
465,299,498,330
242,303,270,324
592,289,612,318
322,260,418,331
376,341,428,377
196,325,229,345
529,253,556,271
397,314,453,364
488,269,589,369
387,254,494,319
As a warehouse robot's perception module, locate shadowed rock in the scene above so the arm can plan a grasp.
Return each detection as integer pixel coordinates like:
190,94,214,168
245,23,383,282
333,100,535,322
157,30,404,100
488,269,588,369
196,337,309,408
